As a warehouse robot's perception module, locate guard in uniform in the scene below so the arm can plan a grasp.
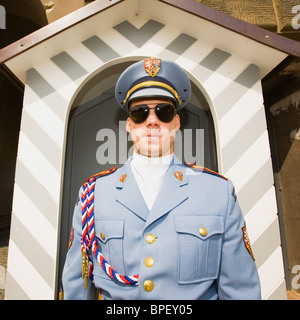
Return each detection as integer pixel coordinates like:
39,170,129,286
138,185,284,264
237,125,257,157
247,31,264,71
61,58,261,300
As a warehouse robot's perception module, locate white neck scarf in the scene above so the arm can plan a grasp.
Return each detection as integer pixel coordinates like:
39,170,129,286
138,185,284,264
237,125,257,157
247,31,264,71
130,153,174,210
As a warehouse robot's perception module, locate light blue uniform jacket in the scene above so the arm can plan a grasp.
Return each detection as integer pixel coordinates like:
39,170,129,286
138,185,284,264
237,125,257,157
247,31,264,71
62,156,261,300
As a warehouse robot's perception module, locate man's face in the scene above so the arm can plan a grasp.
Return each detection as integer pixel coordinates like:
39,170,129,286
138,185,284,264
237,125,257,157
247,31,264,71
126,98,180,157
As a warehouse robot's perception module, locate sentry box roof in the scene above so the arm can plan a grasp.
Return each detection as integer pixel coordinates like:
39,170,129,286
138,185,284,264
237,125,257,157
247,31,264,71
1,0,299,82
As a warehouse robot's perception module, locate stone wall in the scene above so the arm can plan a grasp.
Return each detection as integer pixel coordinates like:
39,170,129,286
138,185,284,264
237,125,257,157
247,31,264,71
195,0,300,40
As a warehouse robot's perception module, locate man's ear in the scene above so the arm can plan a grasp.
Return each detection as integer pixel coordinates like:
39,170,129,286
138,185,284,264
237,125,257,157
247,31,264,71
175,114,180,130
126,117,132,133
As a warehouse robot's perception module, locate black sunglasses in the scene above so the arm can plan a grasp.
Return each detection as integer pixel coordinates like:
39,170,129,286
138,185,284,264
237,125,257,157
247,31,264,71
129,103,176,124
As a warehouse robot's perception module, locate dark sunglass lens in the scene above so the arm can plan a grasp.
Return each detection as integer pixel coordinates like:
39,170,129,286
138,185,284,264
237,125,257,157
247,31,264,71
129,105,149,123
155,103,176,122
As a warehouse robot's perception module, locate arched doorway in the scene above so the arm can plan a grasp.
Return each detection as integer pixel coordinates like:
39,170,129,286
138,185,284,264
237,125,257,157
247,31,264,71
57,60,218,295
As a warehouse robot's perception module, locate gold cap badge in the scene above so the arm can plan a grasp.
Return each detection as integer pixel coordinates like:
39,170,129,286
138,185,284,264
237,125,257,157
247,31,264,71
144,57,161,77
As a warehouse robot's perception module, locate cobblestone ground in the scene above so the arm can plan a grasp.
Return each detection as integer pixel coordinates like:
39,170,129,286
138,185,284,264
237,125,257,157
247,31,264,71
0,227,9,300
287,290,300,300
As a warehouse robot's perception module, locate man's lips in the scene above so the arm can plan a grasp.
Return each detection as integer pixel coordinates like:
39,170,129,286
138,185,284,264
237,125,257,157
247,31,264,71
139,130,160,137
147,133,160,137
145,133,161,139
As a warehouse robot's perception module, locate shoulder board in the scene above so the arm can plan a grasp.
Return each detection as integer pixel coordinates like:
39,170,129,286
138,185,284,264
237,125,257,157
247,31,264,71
184,162,228,181
82,167,117,187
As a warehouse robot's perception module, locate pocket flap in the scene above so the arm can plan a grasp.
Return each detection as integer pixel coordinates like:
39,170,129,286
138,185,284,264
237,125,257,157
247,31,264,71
94,219,124,243
175,215,224,239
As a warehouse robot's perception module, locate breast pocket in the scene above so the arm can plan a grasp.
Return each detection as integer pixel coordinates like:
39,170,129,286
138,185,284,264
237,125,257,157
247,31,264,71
94,218,125,276
174,215,224,284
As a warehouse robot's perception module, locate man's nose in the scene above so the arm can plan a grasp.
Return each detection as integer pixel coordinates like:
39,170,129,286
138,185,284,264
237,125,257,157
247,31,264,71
145,108,160,127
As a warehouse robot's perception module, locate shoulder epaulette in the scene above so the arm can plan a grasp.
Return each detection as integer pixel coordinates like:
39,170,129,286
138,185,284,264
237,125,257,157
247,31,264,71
82,167,117,187
184,162,228,181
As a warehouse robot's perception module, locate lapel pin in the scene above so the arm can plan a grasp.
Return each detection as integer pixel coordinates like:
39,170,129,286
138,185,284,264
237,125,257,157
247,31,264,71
119,174,127,183
174,171,183,181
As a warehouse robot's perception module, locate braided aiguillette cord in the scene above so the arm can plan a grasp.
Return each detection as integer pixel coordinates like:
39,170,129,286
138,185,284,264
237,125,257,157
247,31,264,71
81,178,139,286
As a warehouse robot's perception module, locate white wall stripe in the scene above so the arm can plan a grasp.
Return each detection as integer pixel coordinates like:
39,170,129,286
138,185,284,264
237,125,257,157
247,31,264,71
266,280,287,300
69,42,104,72
258,247,285,300
17,132,61,202
54,82,80,104
6,240,54,300
14,159,58,228
12,184,57,260
5,272,30,300
9,214,55,289
130,43,166,61
245,186,278,243
224,131,271,192
214,65,260,119
24,95,65,148
24,82,68,123
159,46,182,62
185,40,215,65
146,25,183,51
97,28,138,56
222,107,267,173
29,63,82,105
174,55,198,74
252,217,282,268
217,83,264,149
202,55,250,100
113,19,165,48
21,109,61,172
237,159,274,216
23,83,41,107
32,60,75,92
174,41,214,73
218,94,263,150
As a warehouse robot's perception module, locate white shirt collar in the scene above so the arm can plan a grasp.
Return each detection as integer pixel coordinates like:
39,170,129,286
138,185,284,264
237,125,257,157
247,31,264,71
132,152,174,166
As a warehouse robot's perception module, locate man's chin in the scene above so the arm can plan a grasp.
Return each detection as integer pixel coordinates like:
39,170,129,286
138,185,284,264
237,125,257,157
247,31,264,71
135,146,160,157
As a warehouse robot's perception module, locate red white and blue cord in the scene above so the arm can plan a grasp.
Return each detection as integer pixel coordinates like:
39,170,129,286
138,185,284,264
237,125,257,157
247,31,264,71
81,177,139,286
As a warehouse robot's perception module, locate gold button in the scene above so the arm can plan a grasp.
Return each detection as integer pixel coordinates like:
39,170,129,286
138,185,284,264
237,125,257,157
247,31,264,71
144,257,154,268
100,232,105,240
143,280,154,292
199,227,207,236
146,234,156,244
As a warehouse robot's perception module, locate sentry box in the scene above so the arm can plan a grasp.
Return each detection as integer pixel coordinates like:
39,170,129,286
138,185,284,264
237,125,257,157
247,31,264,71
1,0,299,300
